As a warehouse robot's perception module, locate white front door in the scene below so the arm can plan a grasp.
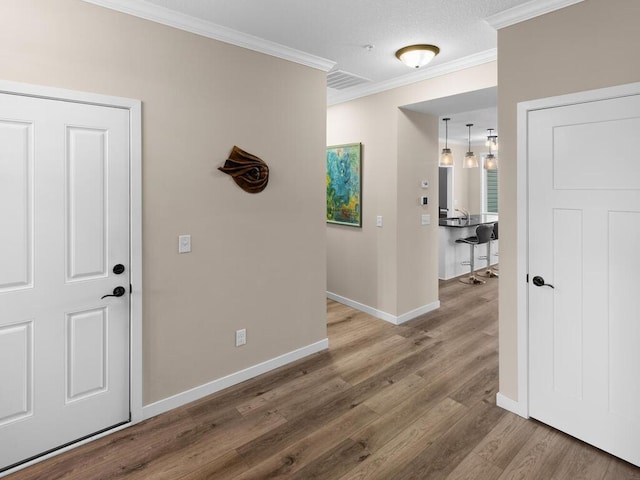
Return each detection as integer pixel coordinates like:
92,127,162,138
528,92,640,466
0,92,131,471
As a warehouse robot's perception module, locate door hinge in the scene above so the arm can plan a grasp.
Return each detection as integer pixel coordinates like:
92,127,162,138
526,274,529,283
130,283,133,294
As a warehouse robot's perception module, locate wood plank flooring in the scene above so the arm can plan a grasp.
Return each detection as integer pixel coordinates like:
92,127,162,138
6,276,640,479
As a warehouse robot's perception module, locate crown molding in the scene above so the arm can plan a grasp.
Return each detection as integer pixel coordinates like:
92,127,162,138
80,0,336,72
485,0,585,30
327,49,497,106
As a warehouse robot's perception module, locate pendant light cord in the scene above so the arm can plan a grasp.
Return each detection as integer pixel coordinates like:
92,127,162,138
445,119,449,149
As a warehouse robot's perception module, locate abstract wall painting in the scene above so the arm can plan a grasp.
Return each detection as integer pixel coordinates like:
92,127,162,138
326,143,362,227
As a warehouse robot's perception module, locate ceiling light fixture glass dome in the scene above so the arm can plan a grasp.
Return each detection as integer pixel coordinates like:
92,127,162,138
395,44,440,69
484,153,498,170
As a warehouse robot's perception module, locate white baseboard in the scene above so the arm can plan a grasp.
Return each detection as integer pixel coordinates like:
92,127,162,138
326,292,439,326
496,392,528,418
396,301,441,325
142,338,328,420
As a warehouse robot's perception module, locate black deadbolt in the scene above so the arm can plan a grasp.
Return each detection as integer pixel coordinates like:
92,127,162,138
113,264,125,275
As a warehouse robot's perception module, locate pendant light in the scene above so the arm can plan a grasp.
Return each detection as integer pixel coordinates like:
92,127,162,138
463,124,478,168
485,128,499,151
440,117,453,167
484,128,498,170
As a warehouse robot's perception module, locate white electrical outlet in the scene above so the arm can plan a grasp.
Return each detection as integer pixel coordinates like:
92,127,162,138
235,328,247,347
178,234,191,253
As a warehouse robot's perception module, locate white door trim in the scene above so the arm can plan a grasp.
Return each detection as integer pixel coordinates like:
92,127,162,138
0,80,143,425
510,81,640,419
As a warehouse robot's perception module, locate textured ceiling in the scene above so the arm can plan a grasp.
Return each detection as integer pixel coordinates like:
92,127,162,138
95,0,579,140
135,0,541,140
141,0,533,85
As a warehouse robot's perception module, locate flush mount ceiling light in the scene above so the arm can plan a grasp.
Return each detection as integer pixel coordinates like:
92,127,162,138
484,128,498,170
440,117,453,167
463,123,478,169
395,44,440,69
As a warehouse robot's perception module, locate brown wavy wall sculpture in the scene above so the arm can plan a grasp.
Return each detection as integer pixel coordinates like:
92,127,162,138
218,146,269,193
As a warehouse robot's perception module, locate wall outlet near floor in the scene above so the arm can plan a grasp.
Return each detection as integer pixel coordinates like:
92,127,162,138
235,328,247,347
178,234,191,253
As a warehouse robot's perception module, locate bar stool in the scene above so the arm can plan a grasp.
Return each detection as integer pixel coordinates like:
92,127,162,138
479,222,499,278
456,223,494,285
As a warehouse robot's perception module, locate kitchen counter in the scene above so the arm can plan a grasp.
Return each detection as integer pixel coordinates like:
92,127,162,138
438,214,499,228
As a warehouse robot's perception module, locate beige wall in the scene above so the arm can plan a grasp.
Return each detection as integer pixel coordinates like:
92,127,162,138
327,63,497,317
498,0,640,399
397,109,439,314
327,95,399,313
0,0,327,404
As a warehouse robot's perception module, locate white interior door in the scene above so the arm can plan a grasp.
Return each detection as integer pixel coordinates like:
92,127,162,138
0,92,130,471
528,93,640,466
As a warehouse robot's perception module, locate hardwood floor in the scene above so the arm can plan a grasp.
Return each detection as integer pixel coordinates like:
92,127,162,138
6,277,640,479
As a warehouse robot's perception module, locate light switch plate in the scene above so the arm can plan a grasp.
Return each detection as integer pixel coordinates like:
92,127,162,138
376,215,383,227
421,214,431,225
178,234,191,253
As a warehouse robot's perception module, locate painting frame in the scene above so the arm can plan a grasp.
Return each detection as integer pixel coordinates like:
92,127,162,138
326,142,362,227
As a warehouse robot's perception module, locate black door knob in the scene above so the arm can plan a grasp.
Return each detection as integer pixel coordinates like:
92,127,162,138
101,286,126,299
113,264,125,275
532,276,554,289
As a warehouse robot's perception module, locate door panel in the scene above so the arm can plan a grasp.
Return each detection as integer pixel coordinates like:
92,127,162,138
608,212,640,424
66,307,108,402
0,120,33,292
528,94,640,466
0,321,33,426
66,126,109,282
553,116,640,190
551,208,582,400
0,93,130,471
